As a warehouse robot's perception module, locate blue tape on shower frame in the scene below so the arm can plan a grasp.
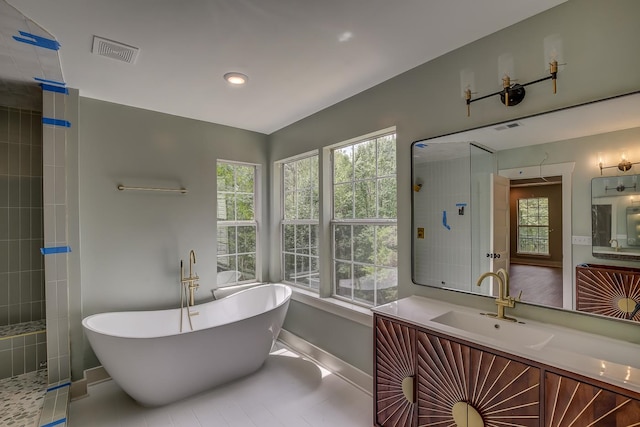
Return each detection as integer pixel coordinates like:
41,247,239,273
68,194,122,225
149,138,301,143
41,418,66,427
40,83,69,94
13,31,60,50
40,246,72,255
42,117,71,128
34,77,66,86
46,382,71,392
455,203,467,207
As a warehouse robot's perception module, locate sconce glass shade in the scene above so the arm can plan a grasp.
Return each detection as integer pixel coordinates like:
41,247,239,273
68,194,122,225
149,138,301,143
544,34,564,72
460,69,475,98
497,53,515,86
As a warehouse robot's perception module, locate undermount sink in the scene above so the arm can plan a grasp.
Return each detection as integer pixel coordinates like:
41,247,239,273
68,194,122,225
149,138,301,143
430,310,555,350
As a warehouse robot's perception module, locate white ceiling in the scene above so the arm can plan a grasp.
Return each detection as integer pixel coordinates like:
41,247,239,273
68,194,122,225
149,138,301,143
6,0,565,134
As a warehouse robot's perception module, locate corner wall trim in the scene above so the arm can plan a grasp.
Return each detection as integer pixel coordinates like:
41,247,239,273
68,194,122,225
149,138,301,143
70,366,111,400
278,328,372,396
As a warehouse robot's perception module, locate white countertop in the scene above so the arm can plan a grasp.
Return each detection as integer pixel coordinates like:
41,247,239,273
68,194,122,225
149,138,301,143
372,295,640,395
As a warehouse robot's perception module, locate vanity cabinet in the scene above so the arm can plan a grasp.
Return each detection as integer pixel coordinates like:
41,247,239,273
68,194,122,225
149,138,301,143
545,372,640,426
375,316,417,427
374,313,640,427
576,264,640,322
416,332,540,427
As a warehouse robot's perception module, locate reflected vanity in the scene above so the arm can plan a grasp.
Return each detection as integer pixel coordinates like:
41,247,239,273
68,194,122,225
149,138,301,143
411,90,640,323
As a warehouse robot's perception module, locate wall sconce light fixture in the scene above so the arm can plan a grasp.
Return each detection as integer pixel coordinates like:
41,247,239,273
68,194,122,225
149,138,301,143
465,61,558,116
464,36,563,117
598,151,639,175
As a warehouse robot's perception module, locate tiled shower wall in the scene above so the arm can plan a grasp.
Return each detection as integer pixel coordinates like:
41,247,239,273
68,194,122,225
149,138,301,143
0,106,46,380
413,156,471,290
42,88,71,385
0,106,45,326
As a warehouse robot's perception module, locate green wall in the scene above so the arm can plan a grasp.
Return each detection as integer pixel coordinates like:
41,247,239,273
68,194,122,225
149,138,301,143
74,98,268,377
271,0,640,374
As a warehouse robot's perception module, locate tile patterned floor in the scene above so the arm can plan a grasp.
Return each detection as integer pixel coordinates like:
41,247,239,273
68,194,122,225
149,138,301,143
0,369,47,427
69,346,373,426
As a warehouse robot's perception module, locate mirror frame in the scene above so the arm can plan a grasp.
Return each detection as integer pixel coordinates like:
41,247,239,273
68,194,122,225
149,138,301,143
411,90,640,323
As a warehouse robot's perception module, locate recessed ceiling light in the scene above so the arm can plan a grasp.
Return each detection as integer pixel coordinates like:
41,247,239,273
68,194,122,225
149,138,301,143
224,72,248,85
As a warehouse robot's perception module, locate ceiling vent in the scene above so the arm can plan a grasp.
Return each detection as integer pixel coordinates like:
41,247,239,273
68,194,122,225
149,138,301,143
493,121,522,131
92,36,139,64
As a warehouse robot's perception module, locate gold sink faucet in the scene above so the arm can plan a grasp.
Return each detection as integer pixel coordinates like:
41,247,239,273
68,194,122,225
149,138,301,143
477,268,518,322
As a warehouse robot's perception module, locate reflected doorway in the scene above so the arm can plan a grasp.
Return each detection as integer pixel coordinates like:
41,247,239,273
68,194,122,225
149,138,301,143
509,177,563,308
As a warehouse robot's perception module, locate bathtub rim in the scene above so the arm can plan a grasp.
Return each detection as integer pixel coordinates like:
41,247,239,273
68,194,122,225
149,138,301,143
82,282,292,339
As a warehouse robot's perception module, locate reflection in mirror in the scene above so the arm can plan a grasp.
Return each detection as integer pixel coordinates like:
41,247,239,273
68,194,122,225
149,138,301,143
411,91,640,319
591,174,640,260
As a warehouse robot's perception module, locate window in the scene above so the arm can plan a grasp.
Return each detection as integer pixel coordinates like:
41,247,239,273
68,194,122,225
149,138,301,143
332,132,397,306
217,162,258,285
281,155,319,290
517,197,549,255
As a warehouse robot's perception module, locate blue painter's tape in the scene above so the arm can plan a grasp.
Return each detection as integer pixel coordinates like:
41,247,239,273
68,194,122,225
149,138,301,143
46,382,71,392
40,83,69,94
442,211,451,230
13,31,60,50
42,418,66,427
42,117,71,128
34,77,66,86
40,246,72,255
455,203,467,207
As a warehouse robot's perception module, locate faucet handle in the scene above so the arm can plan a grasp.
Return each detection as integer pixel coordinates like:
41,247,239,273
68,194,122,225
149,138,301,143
515,290,523,302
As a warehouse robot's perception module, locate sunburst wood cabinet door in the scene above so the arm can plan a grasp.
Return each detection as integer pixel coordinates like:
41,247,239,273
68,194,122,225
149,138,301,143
416,332,541,427
545,372,640,426
576,264,640,322
375,316,417,427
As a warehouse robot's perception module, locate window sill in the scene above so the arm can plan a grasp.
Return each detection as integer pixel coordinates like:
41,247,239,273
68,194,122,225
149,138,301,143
289,287,373,327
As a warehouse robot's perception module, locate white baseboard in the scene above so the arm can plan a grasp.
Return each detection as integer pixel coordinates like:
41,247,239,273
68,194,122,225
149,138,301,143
278,329,373,396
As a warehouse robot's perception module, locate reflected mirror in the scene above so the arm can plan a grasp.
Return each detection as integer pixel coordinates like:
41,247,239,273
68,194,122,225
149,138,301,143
411,91,640,317
591,174,640,260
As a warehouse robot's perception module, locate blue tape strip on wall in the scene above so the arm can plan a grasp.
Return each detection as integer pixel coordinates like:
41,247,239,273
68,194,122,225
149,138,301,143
13,31,60,50
42,418,66,427
40,83,69,94
46,382,71,392
42,117,71,128
40,246,72,255
34,77,66,86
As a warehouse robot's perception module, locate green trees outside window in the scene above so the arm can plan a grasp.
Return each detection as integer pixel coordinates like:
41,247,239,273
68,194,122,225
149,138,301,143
517,197,549,255
332,133,397,306
217,162,257,284
281,155,320,289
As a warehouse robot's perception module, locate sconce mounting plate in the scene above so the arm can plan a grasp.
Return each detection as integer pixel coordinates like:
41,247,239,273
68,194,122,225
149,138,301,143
500,84,526,106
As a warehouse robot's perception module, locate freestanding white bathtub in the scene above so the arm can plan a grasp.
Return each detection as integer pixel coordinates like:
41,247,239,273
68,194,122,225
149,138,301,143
82,283,291,406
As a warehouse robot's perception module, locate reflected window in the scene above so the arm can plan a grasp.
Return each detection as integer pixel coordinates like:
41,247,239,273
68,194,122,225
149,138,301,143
517,197,549,255
216,161,258,285
280,154,319,290
331,132,397,306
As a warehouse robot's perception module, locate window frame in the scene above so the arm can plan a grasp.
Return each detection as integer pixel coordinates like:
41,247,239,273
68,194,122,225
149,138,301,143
516,196,550,256
216,160,261,287
278,152,320,291
329,130,398,307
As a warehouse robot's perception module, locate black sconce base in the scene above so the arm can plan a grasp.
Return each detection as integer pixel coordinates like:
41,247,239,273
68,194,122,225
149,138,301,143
500,84,526,106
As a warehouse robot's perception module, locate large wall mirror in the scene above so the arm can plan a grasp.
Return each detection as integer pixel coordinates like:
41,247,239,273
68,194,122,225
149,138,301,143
411,90,640,321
